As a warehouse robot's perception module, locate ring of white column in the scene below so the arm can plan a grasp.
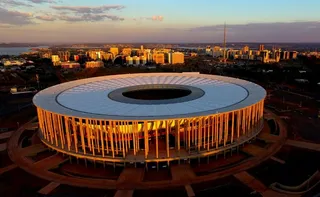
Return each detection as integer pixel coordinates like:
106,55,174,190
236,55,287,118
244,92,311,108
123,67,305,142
37,100,264,163
34,73,266,164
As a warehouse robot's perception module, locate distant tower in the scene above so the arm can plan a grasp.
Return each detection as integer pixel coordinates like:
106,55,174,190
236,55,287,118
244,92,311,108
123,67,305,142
259,44,265,51
223,22,227,64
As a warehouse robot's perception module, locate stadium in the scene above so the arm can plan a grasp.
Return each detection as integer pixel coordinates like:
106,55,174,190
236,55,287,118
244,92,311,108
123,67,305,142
33,73,266,167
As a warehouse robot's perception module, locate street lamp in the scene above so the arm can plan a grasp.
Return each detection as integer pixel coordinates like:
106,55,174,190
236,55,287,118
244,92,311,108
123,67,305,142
36,74,40,90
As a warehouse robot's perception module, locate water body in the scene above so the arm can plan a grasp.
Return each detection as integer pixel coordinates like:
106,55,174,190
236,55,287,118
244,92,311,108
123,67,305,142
176,46,204,50
0,46,49,56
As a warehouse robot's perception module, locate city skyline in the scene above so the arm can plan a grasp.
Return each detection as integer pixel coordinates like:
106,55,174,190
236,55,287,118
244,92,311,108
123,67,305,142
0,0,319,43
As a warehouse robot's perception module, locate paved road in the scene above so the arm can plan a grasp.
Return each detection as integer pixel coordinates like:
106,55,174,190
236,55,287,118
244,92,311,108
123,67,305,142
285,140,320,151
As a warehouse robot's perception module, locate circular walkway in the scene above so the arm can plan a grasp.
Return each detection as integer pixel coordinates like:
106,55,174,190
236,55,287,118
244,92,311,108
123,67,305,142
7,109,287,190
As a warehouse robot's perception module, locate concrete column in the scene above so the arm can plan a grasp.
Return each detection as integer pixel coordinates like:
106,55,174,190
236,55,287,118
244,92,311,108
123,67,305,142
191,119,194,146
144,121,148,159
43,110,49,141
207,117,210,151
79,119,86,154
90,120,95,156
59,115,65,147
224,113,229,147
56,115,64,149
37,109,43,138
188,120,191,154
51,113,59,146
184,120,187,149
197,118,201,151
114,122,119,155
64,116,71,151
72,118,78,153
247,107,250,134
211,116,215,147
242,109,246,135
251,105,256,132
85,119,91,152
109,122,115,158
45,111,52,144
166,120,169,158
219,114,223,144
215,115,218,149
237,111,240,139
176,120,180,154
100,121,105,157
125,122,129,152
155,121,158,158
105,121,109,154
95,120,100,153
203,118,206,149
133,122,136,155
40,109,47,140
137,123,140,152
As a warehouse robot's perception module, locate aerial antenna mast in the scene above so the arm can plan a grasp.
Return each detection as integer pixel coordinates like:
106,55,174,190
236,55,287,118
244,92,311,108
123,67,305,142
223,22,227,64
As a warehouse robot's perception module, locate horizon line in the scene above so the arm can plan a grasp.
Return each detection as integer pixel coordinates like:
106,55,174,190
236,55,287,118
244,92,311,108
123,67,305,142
1,42,320,45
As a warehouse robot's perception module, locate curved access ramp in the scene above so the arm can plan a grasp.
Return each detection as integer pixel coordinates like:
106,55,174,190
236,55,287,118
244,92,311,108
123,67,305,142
270,170,320,195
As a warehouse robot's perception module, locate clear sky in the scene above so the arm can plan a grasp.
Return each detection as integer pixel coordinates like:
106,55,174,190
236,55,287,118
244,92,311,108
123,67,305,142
0,0,319,43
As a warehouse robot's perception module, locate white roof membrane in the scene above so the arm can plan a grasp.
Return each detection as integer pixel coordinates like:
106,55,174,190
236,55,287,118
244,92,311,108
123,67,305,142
33,73,266,120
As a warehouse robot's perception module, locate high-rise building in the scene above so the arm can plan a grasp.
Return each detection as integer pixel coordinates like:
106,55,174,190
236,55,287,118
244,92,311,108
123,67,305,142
290,51,298,59
213,50,223,58
165,52,171,64
51,55,60,63
190,52,198,57
153,53,165,64
138,50,144,57
269,50,280,62
87,51,98,60
122,48,132,56
57,51,64,59
147,52,153,62
242,46,249,54
281,51,290,60
140,56,147,65
213,46,221,52
131,49,139,57
172,52,184,64
85,61,104,68
96,51,102,60
57,51,70,61
205,46,212,55
274,51,281,62
126,56,133,65
260,50,269,63
132,56,140,65
61,62,80,69
74,55,80,61
110,47,119,57
103,53,113,61
95,51,111,60
259,44,265,51
40,51,52,59
65,52,70,61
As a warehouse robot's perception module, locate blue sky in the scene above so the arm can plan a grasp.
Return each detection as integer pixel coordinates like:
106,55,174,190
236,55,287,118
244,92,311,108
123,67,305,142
0,0,319,42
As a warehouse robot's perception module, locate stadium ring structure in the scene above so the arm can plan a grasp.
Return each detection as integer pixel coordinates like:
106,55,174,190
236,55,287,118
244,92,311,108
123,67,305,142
33,73,266,167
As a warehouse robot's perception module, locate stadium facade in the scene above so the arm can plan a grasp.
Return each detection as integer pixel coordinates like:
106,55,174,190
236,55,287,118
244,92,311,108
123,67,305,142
33,73,266,166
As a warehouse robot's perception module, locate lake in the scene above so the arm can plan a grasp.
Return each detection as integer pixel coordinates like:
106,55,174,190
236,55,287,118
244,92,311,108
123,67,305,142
0,46,49,55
